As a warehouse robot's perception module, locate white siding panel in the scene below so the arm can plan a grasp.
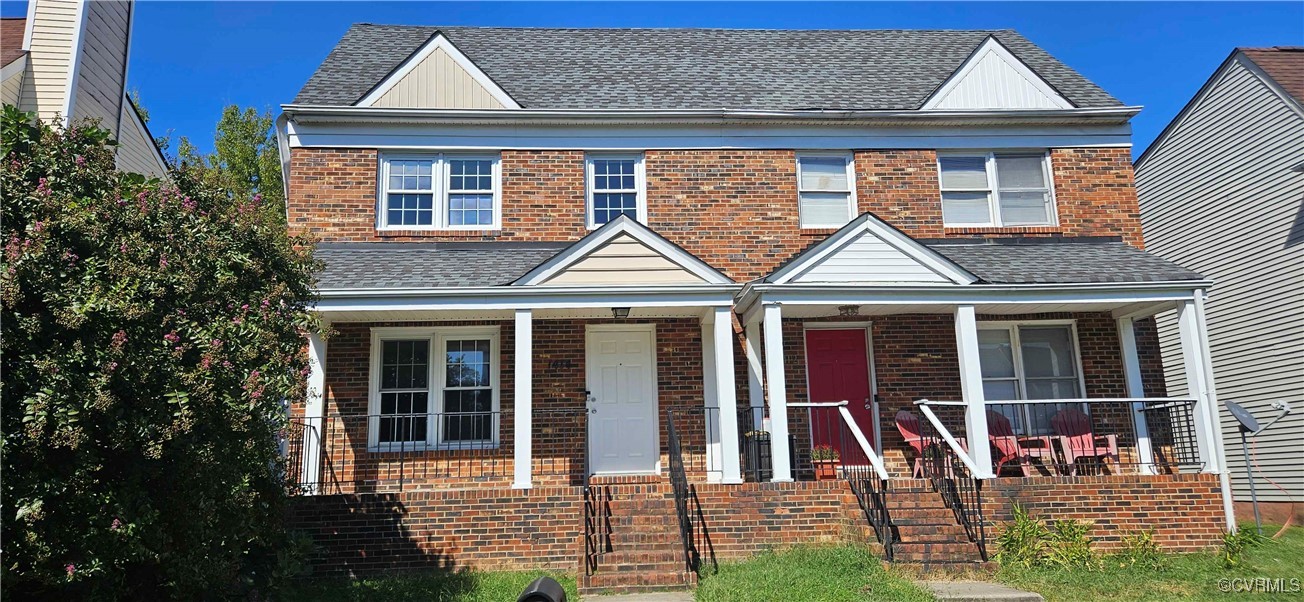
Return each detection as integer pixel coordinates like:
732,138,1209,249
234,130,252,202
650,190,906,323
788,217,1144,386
791,229,951,283
72,0,129,132
2,64,24,106
929,44,1071,110
1137,57,1304,503
114,98,167,178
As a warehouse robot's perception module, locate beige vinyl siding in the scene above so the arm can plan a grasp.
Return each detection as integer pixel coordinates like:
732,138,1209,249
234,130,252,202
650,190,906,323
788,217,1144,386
542,233,705,285
1137,56,1304,503
114,97,167,178
371,46,506,109
71,0,129,132
1,60,24,106
19,0,82,121
790,229,951,283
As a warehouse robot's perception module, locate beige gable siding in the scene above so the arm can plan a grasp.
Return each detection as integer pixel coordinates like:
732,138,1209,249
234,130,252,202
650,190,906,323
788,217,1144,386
115,98,167,178
542,233,706,285
71,0,129,132
19,0,83,121
790,229,952,283
371,46,506,109
2,62,24,106
1138,57,1304,504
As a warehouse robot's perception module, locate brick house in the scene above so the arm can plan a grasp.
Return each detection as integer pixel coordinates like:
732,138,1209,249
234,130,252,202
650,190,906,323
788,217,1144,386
279,26,1234,591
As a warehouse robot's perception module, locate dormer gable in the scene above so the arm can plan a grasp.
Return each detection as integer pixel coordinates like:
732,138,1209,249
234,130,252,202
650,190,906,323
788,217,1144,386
356,32,520,109
513,216,733,287
766,213,978,285
922,36,1075,111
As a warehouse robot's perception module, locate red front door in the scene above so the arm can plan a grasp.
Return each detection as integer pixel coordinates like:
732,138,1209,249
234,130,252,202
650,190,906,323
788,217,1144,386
804,328,877,457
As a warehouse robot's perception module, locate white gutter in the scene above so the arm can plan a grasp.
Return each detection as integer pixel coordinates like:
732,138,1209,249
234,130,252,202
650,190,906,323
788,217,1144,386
317,283,743,299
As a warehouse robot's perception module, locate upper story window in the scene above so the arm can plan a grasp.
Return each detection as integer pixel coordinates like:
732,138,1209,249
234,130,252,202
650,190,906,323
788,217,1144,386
379,154,501,230
587,154,645,228
797,153,856,229
938,152,1055,227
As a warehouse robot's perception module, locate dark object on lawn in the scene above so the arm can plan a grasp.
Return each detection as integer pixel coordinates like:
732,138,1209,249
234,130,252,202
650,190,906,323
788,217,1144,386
517,576,566,602
1225,399,1293,536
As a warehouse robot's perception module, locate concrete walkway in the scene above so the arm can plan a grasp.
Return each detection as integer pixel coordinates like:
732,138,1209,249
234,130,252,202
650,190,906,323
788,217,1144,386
582,592,694,602
923,580,1045,602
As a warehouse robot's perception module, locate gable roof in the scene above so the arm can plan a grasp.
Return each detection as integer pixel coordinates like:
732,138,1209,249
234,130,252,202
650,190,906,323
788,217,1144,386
513,215,734,286
1,18,26,68
765,212,979,285
1241,46,1304,104
315,242,568,290
293,25,1122,110
921,36,1074,110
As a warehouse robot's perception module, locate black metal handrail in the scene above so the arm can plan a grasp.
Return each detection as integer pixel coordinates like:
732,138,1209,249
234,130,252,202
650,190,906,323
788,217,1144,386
913,404,987,561
845,465,895,561
666,409,717,575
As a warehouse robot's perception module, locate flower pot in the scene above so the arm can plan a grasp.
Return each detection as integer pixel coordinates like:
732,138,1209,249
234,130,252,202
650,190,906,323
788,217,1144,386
813,460,838,481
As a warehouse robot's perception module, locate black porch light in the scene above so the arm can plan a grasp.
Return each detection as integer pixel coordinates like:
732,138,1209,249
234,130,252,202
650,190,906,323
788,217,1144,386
611,307,631,319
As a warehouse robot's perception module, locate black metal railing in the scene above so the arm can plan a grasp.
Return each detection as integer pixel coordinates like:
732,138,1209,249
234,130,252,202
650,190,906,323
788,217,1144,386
283,408,588,494
845,464,895,560
583,483,612,576
913,403,987,561
737,405,772,483
666,409,717,575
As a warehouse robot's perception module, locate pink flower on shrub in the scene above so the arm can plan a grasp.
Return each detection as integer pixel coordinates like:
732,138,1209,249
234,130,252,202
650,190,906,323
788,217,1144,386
111,330,127,349
110,518,122,530
75,155,86,167
158,255,168,268
164,332,179,343
65,563,75,577
35,178,50,196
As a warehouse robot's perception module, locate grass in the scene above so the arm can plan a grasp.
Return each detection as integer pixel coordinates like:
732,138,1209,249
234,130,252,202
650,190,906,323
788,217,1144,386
279,568,577,602
694,544,933,602
993,524,1304,602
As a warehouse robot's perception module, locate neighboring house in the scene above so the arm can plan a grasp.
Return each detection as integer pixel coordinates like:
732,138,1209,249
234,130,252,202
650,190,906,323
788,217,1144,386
1136,47,1304,524
1,0,168,178
280,26,1233,590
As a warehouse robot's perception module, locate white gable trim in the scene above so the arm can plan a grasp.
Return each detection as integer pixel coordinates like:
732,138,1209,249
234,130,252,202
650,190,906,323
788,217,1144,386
356,33,521,109
767,213,977,285
922,36,1074,111
513,215,733,286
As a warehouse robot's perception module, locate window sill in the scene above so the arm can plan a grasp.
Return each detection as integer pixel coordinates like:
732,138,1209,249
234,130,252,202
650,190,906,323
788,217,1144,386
943,226,1063,236
368,443,500,454
376,229,503,239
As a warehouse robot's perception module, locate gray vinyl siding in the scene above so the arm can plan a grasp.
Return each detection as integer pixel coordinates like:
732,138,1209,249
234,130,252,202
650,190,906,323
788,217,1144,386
1137,56,1304,504
71,0,129,134
114,97,167,178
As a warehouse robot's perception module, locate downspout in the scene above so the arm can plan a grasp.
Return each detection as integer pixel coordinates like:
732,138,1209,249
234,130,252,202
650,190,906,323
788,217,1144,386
1194,290,1238,532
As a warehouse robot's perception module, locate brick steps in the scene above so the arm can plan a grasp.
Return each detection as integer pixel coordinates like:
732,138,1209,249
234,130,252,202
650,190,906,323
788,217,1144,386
883,485,987,568
579,484,696,596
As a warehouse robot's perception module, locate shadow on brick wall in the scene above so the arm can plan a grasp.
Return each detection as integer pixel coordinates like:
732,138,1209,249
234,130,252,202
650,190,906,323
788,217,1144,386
289,493,468,579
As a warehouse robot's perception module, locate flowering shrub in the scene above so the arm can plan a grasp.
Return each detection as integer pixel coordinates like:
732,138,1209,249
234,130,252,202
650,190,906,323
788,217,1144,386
1,106,319,598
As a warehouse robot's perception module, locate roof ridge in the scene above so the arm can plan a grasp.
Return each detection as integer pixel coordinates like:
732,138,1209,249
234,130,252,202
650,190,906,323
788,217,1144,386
349,23,1015,34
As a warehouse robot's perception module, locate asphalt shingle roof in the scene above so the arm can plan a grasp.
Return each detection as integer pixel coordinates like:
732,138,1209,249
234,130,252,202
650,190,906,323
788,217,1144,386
923,239,1205,284
293,25,1122,110
314,242,568,290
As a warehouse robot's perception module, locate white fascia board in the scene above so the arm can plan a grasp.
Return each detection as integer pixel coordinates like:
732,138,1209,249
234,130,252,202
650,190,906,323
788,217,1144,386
767,213,978,285
0,54,26,81
512,215,733,285
62,0,89,123
313,285,741,313
743,280,1212,308
355,33,520,109
922,36,1074,111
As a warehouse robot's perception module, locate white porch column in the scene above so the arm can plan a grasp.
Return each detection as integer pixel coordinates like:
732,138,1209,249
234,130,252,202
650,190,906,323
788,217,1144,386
744,318,765,431
1117,317,1157,474
700,310,722,481
762,302,793,482
712,306,743,484
301,331,327,494
954,305,995,479
512,309,533,489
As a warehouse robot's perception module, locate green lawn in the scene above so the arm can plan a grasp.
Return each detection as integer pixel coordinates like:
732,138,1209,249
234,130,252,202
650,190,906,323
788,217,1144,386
279,568,577,602
694,545,933,602
994,524,1304,602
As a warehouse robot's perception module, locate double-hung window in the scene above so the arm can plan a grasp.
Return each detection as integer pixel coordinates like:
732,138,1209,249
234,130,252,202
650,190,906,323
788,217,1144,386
369,327,500,451
586,154,645,228
797,153,856,228
978,323,1085,434
938,152,1055,227
380,154,501,230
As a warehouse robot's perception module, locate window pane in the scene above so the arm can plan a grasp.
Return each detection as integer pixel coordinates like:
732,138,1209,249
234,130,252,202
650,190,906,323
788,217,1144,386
442,389,493,442
449,160,493,191
978,330,1016,378
996,155,1047,189
592,192,639,225
799,157,850,191
939,156,989,189
378,391,428,443
999,191,1051,225
799,192,851,227
983,379,1019,401
449,194,495,226
941,192,992,224
592,159,636,191
446,339,491,388
386,193,434,227
1026,378,1081,400
388,160,435,191
381,340,428,390
1019,327,1077,379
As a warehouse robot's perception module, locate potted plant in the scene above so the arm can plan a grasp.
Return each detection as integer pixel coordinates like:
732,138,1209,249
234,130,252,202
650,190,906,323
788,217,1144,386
811,445,840,481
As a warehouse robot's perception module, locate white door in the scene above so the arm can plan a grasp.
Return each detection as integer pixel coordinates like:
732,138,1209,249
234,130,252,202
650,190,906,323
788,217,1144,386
586,326,659,475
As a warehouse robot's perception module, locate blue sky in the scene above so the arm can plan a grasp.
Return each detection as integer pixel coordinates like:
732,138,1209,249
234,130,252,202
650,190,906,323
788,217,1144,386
4,2,1301,157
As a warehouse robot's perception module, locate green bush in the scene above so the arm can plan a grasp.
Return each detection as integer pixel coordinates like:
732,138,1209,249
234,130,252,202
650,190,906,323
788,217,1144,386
994,503,1050,567
1221,527,1263,568
1,107,318,598
1114,529,1167,571
1044,519,1098,570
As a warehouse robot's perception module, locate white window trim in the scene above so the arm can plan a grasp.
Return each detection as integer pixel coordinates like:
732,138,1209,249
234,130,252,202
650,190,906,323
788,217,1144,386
977,319,1088,402
938,151,1058,228
367,326,502,452
796,151,858,229
377,153,503,231
585,153,647,230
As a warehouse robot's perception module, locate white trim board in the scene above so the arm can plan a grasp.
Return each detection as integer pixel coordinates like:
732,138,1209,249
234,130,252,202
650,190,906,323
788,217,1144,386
765,212,979,285
922,36,1074,111
356,33,520,109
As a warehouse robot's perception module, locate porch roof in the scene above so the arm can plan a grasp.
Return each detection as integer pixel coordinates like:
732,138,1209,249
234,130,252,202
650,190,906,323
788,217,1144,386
922,238,1205,284
314,242,568,290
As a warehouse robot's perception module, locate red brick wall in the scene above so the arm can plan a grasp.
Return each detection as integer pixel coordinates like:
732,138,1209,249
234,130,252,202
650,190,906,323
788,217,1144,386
986,473,1224,552
288,147,1145,281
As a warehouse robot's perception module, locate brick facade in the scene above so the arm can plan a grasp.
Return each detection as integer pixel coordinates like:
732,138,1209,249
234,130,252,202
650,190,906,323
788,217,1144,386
288,147,1143,282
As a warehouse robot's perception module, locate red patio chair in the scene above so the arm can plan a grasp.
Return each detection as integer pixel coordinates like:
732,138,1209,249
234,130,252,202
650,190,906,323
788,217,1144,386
1051,407,1119,476
895,410,967,478
985,410,1036,477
